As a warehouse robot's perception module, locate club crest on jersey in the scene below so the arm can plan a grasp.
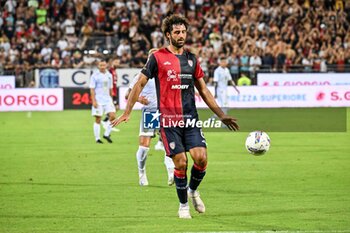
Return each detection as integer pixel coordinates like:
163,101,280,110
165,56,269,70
188,60,193,67
169,142,176,150
167,69,178,81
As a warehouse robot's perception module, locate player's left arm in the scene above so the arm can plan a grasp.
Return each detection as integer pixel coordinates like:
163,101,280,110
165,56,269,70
195,78,239,131
229,79,240,94
109,73,114,98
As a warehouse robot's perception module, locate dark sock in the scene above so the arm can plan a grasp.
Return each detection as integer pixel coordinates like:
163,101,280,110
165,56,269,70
103,116,109,122
174,169,188,204
189,163,206,191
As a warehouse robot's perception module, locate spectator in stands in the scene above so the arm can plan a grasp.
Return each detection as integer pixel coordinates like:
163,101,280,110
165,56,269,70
61,13,76,35
61,55,72,68
249,49,262,77
229,53,240,81
302,53,313,72
237,72,252,86
72,50,84,68
35,3,47,26
40,42,52,63
239,53,250,74
116,39,131,58
51,52,61,68
131,50,147,68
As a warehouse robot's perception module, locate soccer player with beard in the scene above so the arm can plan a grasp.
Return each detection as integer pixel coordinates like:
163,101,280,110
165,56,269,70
112,15,239,218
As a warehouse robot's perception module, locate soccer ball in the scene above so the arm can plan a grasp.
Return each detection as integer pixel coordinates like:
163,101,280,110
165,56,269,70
245,131,271,156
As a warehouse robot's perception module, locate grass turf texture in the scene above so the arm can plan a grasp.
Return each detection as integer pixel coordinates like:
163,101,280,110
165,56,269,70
0,109,349,233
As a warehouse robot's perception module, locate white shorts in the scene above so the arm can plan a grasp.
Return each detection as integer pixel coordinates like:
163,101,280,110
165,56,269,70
139,118,156,137
91,102,116,117
217,90,228,108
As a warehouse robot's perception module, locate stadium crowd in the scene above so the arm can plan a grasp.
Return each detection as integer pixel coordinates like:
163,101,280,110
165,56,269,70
0,0,350,86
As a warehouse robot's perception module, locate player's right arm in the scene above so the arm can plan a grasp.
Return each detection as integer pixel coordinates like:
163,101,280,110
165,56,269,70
111,74,148,126
89,73,98,108
125,88,149,105
125,74,149,105
111,53,157,127
90,88,98,108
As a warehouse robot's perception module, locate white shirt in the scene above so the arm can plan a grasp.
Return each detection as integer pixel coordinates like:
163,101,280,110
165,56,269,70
57,39,68,51
89,70,113,105
249,56,262,67
213,66,231,90
61,19,75,34
5,0,17,13
40,47,52,62
91,2,101,16
129,73,157,109
116,43,131,57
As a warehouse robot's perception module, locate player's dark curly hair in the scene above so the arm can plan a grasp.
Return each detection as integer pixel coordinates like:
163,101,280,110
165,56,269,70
161,14,189,43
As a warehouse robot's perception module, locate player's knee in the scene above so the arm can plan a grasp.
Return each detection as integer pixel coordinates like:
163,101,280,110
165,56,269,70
95,117,101,124
194,152,207,168
108,113,116,121
174,155,187,170
176,161,187,170
139,137,151,147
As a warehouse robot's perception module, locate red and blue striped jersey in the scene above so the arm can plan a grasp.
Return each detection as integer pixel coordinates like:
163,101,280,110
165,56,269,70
141,48,204,125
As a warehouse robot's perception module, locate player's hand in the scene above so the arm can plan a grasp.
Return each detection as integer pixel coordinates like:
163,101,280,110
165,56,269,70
220,115,239,131
111,112,130,127
92,101,98,108
138,96,149,105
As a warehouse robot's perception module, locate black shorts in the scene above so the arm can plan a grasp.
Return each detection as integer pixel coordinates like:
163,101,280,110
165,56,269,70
160,126,207,157
112,96,118,106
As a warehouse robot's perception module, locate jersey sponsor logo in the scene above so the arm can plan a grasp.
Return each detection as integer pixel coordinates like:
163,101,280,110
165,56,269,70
171,84,189,89
178,74,193,80
163,61,172,65
167,70,178,81
188,60,193,67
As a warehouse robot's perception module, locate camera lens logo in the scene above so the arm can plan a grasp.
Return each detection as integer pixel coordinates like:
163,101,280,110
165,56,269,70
143,110,161,129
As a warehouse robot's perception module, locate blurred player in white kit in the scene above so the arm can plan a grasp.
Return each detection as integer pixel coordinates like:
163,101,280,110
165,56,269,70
213,56,240,113
125,48,175,186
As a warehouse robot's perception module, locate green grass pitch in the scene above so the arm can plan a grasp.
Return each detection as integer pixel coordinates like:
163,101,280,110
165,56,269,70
0,109,349,233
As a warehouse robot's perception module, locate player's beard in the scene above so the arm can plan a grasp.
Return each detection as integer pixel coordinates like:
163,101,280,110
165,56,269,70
170,35,185,49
